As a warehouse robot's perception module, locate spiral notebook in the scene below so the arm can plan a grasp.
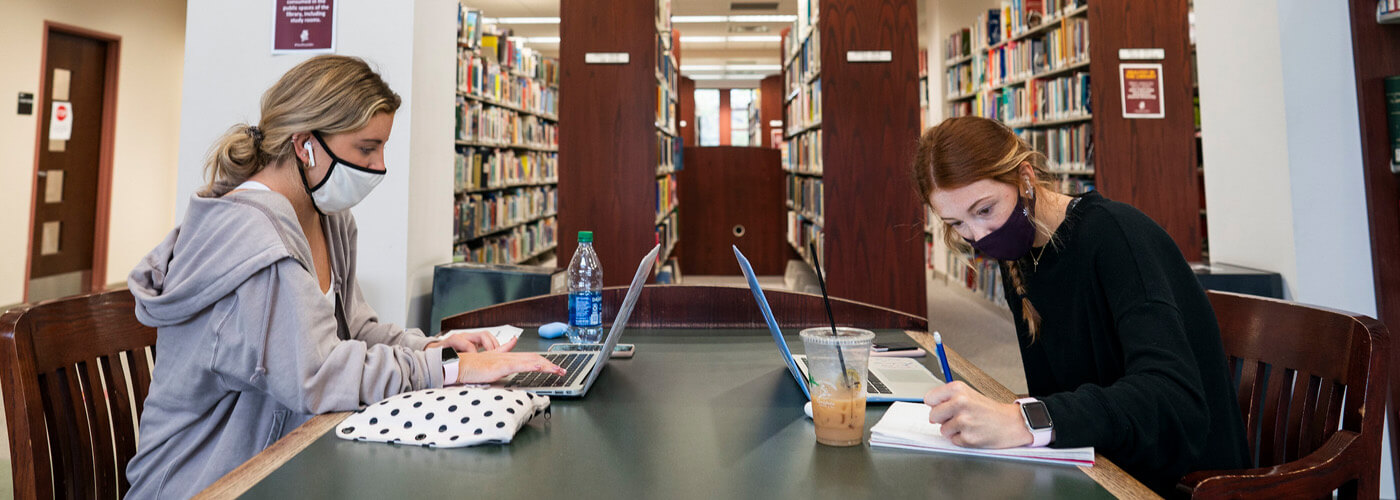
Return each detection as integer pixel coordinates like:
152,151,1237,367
870,402,1096,467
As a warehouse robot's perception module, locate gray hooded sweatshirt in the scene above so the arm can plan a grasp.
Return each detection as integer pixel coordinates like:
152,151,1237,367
124,190,446,499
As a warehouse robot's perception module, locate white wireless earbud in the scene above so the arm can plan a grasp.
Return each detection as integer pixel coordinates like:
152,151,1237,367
303,140,316,168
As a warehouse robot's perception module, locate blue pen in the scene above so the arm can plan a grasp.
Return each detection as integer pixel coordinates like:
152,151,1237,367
934,331,954,383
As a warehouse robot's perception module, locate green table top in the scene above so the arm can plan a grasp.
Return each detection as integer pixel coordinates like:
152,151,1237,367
239,328,1113,499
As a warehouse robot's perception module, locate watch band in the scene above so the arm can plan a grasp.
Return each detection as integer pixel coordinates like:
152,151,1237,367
1015,397,1054,447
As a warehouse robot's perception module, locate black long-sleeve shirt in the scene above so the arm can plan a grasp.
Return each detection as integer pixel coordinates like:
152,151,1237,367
1000,191,1250,494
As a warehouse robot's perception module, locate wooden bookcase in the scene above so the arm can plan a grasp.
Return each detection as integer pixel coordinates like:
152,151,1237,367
780,0,927,316
452,5,560,265
558,0,680,286
1345,0,1400,482
940,0,1200,260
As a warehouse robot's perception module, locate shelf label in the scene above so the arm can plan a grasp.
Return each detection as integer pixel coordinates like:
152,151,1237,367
1120,63,1165,119
1118,48,1165,61
846,50,892,63
585,52,630,64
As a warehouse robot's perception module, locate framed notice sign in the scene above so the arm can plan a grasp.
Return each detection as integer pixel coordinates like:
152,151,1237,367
1119,63,1164,119
272,0,336,54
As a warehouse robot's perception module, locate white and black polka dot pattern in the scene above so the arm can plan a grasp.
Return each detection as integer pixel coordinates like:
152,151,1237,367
336,388,549,448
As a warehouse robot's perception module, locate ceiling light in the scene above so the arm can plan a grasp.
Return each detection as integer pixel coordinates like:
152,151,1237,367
729,15,796,23
672,15,729,23
689,75,726,80
727,36,782,43
724,74,768,80
680,36,728,43
681,65,726,71
726,64,781,71
484,17,560,24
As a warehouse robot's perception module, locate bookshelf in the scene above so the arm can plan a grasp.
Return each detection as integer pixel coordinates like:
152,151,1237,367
453,5,560,265
559,0,681,286
938,0,1201,262
779,0,927,316
919,48,930,130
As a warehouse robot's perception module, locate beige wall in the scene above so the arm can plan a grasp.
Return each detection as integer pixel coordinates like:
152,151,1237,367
0,0,186,306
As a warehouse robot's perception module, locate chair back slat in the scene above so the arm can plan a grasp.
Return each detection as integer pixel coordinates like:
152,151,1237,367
0,290,157,499
100,354,139,496
1185,291,1389,498
1257,365,1293,466
80,359,120,498
1235,358,1265,453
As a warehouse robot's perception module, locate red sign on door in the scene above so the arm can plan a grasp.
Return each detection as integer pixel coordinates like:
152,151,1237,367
1119,63,1165,119
272,0,336,54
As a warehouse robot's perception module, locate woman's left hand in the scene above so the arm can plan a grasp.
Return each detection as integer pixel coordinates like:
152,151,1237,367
923,381,1033,448
425,330,501,353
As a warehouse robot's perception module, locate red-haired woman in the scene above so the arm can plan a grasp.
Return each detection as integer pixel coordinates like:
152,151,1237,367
914,116,1248,494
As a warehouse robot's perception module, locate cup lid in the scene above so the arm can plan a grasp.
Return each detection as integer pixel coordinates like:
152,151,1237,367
799,327,875,345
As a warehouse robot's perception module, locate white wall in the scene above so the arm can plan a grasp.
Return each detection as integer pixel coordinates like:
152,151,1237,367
178,0,455,328
0,0,186,306
1198,0,1389,496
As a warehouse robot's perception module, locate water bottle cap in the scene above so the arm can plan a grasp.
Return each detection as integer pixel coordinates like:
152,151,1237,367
578,231,593,243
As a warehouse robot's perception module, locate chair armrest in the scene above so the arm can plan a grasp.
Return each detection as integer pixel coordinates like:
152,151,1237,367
1177,430,1361,498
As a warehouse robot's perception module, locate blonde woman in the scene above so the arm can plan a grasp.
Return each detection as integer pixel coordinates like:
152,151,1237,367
125,55,563,498
913,116,1248,494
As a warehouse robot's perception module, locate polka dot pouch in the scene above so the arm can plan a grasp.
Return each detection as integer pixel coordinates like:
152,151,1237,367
335,387,550,448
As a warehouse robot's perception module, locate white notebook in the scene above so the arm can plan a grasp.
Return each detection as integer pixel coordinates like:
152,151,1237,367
870,401,1096,467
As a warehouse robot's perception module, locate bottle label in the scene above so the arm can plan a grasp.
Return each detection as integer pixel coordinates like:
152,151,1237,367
569,291,602,327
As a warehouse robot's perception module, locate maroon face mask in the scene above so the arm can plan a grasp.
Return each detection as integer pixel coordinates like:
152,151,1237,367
966,197,1036,261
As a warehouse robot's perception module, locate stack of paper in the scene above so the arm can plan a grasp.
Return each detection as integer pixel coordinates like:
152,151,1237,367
870,402,1095,467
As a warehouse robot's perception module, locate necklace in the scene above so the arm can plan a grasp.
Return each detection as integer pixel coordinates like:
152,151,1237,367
1030,243,1049,270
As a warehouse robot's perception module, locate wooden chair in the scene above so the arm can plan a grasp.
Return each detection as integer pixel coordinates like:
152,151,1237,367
441,284,929,331
0,290,157,499
1178,290,1388,498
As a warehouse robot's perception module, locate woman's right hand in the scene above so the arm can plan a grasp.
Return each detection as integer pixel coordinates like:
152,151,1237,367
454,337,566,384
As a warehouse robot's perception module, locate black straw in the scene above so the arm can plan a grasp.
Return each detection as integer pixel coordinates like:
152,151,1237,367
808,240,851,388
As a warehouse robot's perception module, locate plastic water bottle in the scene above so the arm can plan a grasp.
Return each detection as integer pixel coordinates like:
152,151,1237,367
567,231,604,344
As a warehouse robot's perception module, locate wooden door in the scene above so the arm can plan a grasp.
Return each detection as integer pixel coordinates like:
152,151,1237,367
678,147,786,275
28,27,116,299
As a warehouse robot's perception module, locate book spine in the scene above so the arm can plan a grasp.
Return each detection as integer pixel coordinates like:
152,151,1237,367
1387,76,1400,172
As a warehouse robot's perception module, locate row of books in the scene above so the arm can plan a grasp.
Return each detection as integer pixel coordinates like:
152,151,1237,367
785,78,822,134
656,211,678,265
783,129,823,174
454,186,557,243
656,174,679,222
454,147,558,193
1051,175,1095,195
458,50,559,117
985,0,1088,48
658,131,682,174
455,98,559,147
784,0,819,59
657,82,677,134
655,0,672,31
1018,123,1092,172
453,216,557,265
786,175,824,224
945,252,1008,307
787,211,825,266
953,72,1090,126
784,28,822,96
657,33,677,90
457,5,484,48
948,19,1089,93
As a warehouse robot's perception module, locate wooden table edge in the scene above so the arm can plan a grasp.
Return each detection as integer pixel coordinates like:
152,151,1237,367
904,330,1162,500
194,411,351,499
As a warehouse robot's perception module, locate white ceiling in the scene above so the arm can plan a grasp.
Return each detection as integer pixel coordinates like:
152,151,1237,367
464,0,926,88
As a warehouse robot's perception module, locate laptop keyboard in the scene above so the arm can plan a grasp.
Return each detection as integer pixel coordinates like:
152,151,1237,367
866,372,893,395
508,353,591,388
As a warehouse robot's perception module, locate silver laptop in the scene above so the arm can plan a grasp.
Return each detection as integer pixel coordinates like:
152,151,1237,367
733,245,943,403
495,244,660,397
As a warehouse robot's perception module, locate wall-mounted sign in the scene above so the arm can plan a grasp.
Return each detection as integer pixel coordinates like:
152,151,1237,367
17,92,33,115
49,101,73,140
272,0,336,54
585,52,630,64
846,50,892,63
1120,63,1165,119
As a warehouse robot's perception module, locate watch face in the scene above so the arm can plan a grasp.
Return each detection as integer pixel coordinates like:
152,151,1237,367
1021,401,1053,430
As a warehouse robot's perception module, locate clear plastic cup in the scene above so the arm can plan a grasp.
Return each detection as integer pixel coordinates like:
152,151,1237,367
800,327,875,446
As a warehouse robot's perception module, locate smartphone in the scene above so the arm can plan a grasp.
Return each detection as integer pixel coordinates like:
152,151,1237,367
871,342,926,358
547,343,635,358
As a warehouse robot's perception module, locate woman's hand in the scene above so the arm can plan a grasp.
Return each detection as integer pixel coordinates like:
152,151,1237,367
923,381,1033,448
426,330,500,353
454,338,566,384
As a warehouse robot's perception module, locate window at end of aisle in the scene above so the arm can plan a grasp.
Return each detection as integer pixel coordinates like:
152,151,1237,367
695,89,720,146
730,89,755,146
